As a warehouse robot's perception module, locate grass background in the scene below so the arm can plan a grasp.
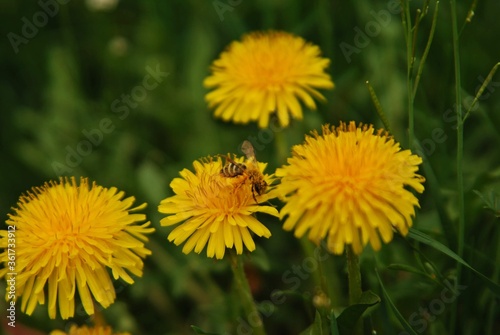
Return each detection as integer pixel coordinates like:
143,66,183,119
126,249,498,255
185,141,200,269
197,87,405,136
0,0,499,334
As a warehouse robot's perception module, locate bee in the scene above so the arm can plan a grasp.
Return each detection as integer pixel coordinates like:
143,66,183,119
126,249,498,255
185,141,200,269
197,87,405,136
220,140,268,203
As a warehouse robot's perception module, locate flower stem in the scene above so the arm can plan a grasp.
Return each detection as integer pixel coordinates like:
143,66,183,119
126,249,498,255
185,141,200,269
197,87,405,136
346,246,363,334
401,1,415,149
450,1,464,333
229,252,266,335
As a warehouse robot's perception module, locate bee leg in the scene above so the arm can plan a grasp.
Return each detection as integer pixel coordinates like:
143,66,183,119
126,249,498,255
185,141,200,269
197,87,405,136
251,184,259,204
232,175,247,193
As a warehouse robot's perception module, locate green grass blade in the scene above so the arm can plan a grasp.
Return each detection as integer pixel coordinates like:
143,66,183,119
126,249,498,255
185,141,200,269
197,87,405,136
375,270,419,335
299,310,324,335
330,309,340,335
407,228,500,295
386,263,434,279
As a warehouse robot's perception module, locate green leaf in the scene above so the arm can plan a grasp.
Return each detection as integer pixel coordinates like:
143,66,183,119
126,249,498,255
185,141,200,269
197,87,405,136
336,290,380,335
190,325,221,335
330,309,340,335
407,228,500,296
299,310,324,335
375,270,419,335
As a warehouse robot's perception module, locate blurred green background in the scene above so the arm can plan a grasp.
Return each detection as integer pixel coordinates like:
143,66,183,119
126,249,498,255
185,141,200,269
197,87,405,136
1,0,499,334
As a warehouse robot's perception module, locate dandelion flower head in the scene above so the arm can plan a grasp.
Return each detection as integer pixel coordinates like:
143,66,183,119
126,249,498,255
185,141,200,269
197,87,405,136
204,30,334,128
0,177,154,319
276,122,425,255
50,325,131,335
158,155,278,259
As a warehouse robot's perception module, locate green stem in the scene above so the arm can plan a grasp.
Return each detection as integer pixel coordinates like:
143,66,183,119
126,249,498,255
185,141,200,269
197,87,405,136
346,246,363,334
450,0,465,334
402,1,415,149
412,1,440,99
486,228,500,335
346,246,362,305
229,252,267,335
274,129,288,166
300,237,326,295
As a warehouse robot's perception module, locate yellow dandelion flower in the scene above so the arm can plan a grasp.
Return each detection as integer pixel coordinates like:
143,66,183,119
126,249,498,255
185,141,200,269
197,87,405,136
50,325,130,335
0,177,154,319
276,121,425,255
158,156,278,259
204,30,334,128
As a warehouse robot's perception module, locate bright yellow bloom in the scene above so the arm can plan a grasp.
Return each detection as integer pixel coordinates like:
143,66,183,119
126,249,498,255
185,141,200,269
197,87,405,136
0,177,154,319
204,30,334,128
50,325,130,335
276,122,425,255
158,156,278,259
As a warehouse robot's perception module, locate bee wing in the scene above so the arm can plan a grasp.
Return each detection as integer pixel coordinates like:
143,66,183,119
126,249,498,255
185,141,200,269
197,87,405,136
241,140,257,162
